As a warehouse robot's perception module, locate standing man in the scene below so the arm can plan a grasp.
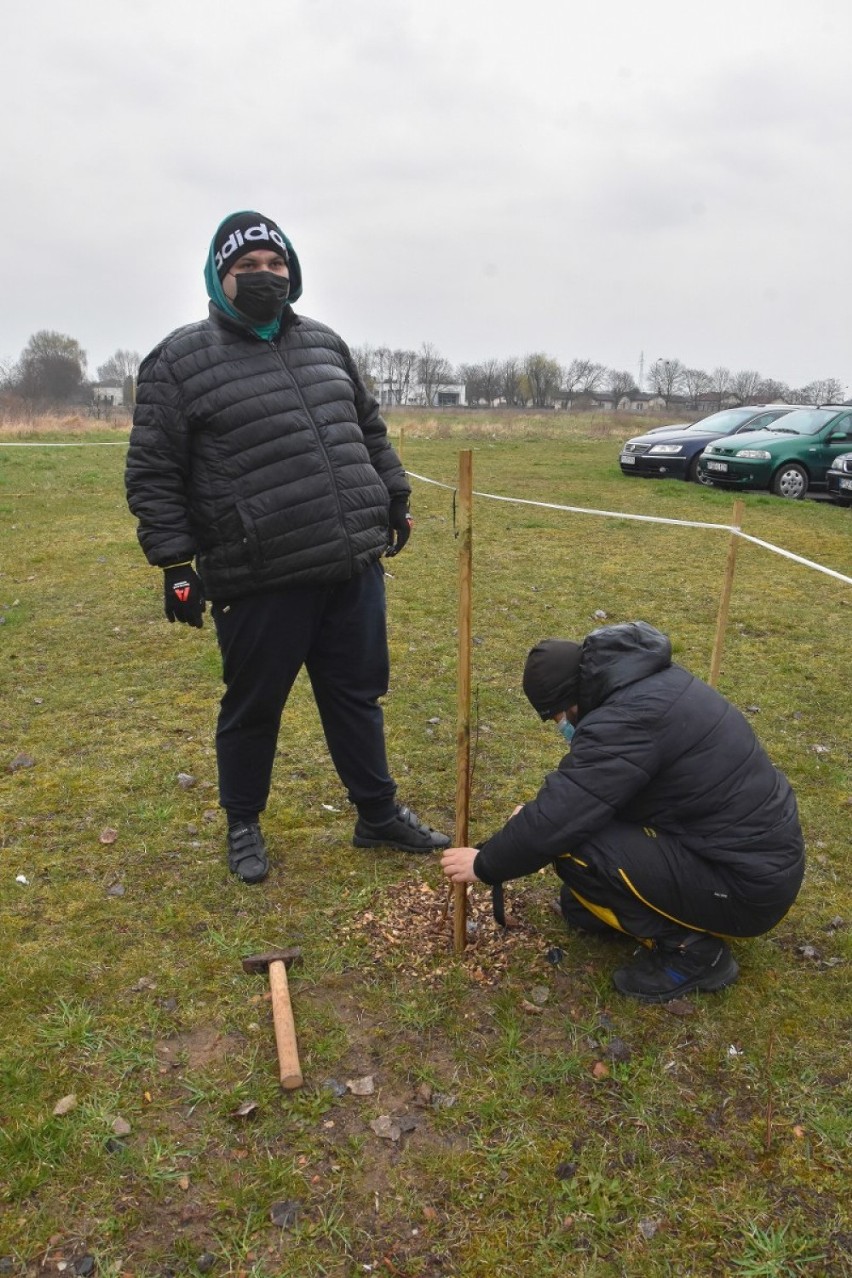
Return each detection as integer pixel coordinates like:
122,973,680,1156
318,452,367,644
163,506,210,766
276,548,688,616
126,210,449,884
441,621,805,1003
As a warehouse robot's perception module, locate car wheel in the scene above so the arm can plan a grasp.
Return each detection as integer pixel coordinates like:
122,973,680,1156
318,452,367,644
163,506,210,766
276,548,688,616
770,463,808,500
688,453,712,485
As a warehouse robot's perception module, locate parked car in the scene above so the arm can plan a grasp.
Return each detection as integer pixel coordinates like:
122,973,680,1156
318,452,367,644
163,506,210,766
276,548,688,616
696,406,852,499
826,452,852,506
619,406,802,483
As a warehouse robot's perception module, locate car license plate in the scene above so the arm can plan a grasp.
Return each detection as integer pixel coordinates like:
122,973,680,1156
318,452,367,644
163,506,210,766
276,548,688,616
620,454,636,465
706,460,728,472
840,477,852,491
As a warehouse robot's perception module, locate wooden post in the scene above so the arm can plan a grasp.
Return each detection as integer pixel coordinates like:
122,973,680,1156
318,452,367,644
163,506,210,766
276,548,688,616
397,425,405,463
709,498,745,687
454,450,473,954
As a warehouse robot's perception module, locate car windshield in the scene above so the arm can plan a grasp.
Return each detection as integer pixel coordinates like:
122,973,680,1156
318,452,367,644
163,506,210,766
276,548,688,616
684,409,757,434
759,409,836,436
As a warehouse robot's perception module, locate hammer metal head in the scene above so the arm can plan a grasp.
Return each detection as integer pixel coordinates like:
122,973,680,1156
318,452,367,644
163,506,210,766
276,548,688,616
241,947,303,975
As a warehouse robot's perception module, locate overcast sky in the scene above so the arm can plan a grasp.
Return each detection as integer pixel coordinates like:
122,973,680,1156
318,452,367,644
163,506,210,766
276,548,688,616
3,0,851,393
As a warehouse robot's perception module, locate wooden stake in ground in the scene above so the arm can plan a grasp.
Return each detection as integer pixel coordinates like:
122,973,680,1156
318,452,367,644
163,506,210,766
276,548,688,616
454,450,473,954
708,498,745,688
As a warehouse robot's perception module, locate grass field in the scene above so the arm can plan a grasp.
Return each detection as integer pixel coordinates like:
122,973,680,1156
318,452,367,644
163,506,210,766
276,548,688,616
1,412,850,1277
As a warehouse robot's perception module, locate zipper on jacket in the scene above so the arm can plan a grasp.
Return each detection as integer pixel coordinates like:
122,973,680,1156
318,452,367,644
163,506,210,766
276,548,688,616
267,338,354,577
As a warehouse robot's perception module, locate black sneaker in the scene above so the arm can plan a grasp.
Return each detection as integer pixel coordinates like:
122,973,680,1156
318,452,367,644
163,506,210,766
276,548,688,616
353,804,451,855
612,935,739,1003
227,822,269,884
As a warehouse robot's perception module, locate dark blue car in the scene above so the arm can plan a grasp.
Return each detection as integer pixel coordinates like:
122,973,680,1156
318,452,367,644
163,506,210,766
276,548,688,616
619,405,802,483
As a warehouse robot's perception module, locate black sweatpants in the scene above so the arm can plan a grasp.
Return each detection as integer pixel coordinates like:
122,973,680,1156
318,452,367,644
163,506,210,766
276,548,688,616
212,562,397,821
555,820,804,944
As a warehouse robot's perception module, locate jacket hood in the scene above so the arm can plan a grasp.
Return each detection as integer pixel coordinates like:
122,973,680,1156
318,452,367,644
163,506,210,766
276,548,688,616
577,621,672,717
203,210,303,340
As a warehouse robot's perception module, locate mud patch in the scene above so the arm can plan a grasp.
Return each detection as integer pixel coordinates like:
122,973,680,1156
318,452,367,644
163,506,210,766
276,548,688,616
154,1024,244,1070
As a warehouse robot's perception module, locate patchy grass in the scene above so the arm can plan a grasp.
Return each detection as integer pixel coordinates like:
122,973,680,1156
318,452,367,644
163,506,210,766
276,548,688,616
1,419,850,1277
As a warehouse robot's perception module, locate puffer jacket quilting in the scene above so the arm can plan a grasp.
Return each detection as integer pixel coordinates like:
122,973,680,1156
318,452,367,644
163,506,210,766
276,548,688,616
125,307,409,602
474,623,804,888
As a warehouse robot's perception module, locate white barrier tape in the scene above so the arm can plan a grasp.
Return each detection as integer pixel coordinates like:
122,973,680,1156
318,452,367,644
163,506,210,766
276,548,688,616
407,471,852,587
0,441,127,447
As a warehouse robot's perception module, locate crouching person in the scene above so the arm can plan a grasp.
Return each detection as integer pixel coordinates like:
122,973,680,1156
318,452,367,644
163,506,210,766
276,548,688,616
441,621,804,1003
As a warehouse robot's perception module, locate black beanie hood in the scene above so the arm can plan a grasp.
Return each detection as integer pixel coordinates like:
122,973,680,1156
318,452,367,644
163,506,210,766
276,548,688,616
522,639,583,720
204,210,303,308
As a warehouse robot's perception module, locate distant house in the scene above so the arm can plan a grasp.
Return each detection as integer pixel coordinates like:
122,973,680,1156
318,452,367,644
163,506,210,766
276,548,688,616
91,380,123,407
377,379,467,408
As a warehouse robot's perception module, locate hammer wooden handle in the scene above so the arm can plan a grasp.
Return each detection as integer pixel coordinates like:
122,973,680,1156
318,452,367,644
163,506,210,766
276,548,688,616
268,959,303,1090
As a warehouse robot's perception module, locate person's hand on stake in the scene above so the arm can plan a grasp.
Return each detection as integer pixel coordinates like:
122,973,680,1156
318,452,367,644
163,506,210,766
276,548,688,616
385,496,413,557
163,563,206,627
441,846,479,884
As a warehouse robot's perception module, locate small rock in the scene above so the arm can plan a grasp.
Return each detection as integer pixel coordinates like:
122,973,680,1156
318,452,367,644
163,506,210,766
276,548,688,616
53,1094,78,1116
826,917,846,931
15,875,28,886
638,1218,661,1240
111,1116,132,1137
797,944,821,960
0,1261,13,1275
415,1082,433,1104
555,1161,577,1180
545,946,564,966
604,1037,632,1063
202,809,218,823
664,998,695,1017
231,1101,259,1119
323,1078,347,1098
593,609,608,620
809,744,830,755
591,1061,610,1080
346,1075,375,1096
186,823,199,835
8,752,35,772
529,985,550,1006
431,1092,456,1109
269,1200,300,1228
396,1113,418,1134
196,1253,217,1274
597,1013,616,1032
370,1115,401,1142
99,828,118,845
107,882,125,897
75,1256,96,1276
105,1138,126,1154
745,705,760,714
177,772,197,789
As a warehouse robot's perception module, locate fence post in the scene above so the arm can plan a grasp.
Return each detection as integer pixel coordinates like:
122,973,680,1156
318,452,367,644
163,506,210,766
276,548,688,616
709,498,745,687
454,450,473,954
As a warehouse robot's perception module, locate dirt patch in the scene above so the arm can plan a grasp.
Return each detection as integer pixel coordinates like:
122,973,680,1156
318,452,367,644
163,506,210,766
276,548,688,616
154,1024,244,1070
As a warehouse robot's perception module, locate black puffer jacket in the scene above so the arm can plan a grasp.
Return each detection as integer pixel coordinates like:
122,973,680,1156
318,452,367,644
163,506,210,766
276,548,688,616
125,305,409,602
474,622,804,893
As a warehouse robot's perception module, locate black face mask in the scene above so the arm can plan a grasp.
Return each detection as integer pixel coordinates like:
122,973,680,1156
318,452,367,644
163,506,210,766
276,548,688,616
233,271,291,322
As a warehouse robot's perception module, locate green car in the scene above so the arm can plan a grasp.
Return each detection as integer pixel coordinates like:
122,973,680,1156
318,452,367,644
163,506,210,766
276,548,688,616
697,406,852,499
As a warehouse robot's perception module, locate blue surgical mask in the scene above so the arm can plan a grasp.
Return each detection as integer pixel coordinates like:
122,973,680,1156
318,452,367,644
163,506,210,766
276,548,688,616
557,718,575,744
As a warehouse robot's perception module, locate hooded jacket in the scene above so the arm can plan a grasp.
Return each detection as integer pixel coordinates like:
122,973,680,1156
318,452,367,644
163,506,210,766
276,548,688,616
474,622,804,896
125,227,408,602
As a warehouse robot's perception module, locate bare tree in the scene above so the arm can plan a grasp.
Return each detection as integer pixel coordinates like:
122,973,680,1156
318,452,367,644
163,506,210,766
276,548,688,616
416,342,454,406
799,377,844,405
682,367,711,408
459,360,501,407
607,369,638,401
729,369,761,405
350,343,377,392
522,353,562,408
386,349,417,404
754,378,791,403
97,349,140,383
708,366,731,409
500,358,523,407
648,358,686,406
17,330,88,406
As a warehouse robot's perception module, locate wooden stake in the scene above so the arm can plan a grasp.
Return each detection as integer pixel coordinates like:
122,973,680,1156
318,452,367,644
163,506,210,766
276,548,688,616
397,425,405,463
454,450,473,954
709,498,745,687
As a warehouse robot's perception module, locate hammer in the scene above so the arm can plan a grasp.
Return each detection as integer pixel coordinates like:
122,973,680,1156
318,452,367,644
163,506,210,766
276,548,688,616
241,948,304,1089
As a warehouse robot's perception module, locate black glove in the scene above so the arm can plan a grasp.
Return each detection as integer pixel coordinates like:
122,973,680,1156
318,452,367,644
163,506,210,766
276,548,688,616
163,563,206,628
386,496,413,557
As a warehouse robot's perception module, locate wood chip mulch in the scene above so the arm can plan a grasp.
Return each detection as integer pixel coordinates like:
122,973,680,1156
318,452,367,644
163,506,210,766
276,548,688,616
351,878,543,986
